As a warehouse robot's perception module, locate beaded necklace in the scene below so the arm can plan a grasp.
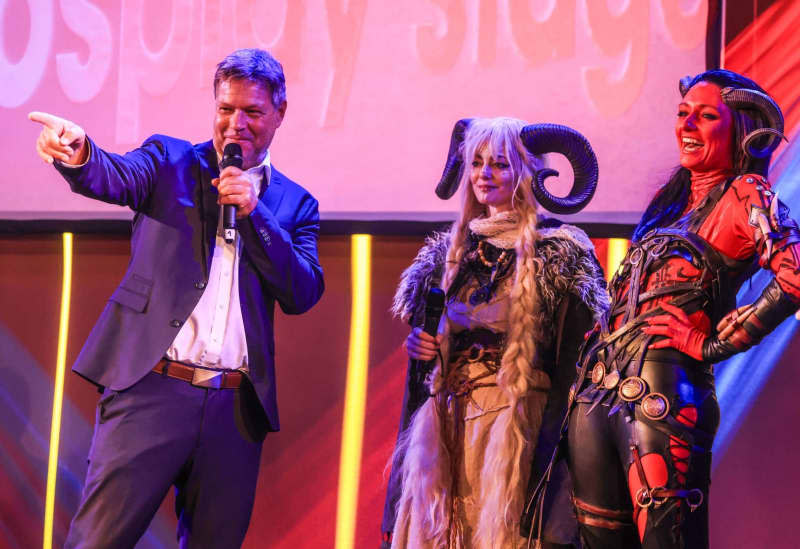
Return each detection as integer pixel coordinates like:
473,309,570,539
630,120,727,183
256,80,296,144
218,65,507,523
476,240,508,267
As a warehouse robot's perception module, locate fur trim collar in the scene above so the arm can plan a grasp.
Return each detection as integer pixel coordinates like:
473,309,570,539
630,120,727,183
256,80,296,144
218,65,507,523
393,223,608,326
392,231,450,325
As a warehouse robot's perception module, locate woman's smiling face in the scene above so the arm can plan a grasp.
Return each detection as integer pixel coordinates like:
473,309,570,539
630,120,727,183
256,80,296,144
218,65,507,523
675,81,735,174
470,145,515,215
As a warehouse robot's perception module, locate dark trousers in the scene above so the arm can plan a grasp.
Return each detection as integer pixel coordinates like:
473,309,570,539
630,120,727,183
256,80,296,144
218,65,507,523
568,358,719,549
65,371,263,549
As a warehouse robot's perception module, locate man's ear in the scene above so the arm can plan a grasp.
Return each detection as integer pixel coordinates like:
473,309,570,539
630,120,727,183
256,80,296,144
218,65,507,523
277,101,287,122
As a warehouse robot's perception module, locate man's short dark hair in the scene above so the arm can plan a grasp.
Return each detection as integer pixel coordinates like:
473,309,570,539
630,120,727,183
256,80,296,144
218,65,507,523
214,49,286,108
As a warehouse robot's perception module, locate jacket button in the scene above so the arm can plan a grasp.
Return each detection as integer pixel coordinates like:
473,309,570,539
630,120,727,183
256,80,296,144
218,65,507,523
195,281,206,289
170,319,183,328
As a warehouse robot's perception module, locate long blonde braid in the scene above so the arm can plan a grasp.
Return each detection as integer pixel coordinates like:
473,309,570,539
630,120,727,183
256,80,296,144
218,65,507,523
466,121,546,547
474,196,545,547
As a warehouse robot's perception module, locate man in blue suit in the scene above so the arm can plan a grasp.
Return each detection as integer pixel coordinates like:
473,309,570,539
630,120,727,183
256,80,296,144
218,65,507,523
29,49,324,548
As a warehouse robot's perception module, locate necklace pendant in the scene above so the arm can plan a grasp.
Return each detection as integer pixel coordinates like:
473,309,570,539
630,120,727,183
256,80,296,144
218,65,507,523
470,285,491,305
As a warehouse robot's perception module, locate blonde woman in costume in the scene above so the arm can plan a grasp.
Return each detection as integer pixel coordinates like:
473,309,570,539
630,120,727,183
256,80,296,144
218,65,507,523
382,117,608,548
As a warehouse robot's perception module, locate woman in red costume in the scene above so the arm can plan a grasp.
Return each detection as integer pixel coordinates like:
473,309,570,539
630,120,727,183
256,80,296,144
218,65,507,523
566,69,800,548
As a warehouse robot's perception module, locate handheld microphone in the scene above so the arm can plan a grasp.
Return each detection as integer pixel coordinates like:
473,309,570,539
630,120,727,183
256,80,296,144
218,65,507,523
410,287,446,393
422,287,445,337
220,143,243,243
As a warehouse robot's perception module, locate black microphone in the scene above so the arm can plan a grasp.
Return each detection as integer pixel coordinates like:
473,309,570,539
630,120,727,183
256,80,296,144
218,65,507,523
220,143,243,243
422,287,445,337
409,287,446,399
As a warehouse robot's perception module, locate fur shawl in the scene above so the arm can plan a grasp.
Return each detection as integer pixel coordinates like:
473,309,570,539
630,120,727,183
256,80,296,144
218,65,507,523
393,222,608,326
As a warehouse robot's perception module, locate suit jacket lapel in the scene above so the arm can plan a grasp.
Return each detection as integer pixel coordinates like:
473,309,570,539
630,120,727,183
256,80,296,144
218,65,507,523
262,167,286,215
194,143,287,275
194,140,220,275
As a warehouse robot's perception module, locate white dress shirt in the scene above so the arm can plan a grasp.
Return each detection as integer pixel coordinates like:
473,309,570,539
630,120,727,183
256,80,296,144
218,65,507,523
166,152,271,381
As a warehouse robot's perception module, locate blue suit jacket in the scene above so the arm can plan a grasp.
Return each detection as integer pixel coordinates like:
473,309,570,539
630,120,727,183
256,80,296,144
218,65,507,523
56,135,324,438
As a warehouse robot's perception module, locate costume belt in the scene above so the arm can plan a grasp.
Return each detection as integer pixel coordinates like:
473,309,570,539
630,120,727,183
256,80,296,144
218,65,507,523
442,329,504,398
450,327,505,353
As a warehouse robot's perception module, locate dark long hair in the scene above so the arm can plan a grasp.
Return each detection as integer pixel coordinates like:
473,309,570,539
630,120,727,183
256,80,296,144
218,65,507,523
632,166,691,241
632,69,778,242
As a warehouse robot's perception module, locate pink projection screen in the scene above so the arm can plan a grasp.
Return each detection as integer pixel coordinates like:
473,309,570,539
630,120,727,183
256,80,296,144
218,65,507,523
2,0,708,223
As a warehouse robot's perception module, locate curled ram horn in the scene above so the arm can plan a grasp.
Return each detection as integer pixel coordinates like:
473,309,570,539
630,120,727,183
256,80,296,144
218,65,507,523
741,128,788,159
520,124,599,215
721,87,787,158
435,118,473,200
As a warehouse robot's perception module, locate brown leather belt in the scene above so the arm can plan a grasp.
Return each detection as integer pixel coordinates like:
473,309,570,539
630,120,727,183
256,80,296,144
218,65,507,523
153,359,244,389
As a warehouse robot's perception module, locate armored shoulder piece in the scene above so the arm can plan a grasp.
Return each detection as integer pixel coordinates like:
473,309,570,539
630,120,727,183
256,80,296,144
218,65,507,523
736,173,800,267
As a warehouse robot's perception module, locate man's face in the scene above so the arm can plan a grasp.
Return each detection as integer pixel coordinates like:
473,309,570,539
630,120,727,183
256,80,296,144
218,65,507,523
213,78,286,170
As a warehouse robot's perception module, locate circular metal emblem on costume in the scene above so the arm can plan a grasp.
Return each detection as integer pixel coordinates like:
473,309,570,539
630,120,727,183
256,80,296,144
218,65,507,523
603,369,620,390
641,392,670,420
618,376,647,401
591,362,606,385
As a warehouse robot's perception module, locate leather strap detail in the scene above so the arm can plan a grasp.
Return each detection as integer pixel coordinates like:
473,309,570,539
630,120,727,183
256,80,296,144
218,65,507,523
649,487,705,511
572,497,632,520
573,496,634,530
630,444,705,512
576,514,633,530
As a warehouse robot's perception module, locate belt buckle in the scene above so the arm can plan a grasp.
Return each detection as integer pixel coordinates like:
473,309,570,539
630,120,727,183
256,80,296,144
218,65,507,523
466,342,485,363
191,368,224,389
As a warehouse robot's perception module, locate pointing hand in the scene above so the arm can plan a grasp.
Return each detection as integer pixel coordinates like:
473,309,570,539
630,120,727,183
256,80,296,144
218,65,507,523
29,111,88,165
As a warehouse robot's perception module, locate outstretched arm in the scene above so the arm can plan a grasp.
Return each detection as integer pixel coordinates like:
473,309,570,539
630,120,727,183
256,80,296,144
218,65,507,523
29,111,163,210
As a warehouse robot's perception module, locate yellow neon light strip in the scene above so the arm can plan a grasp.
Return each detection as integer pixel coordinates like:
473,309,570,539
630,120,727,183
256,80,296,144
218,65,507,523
606,238,630,282
335,234,372,549
43,233,73,549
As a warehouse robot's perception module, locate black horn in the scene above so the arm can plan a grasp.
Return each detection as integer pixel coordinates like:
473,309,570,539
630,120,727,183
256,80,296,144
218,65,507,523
435,118,473,199
521,124,599,215
721,87,787,158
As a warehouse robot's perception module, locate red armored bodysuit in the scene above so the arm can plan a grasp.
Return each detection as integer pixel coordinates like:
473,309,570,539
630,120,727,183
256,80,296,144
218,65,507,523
568,172,800,548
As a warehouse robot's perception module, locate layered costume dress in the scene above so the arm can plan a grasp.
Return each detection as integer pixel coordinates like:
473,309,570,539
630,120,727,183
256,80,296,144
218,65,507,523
385,212,608,548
